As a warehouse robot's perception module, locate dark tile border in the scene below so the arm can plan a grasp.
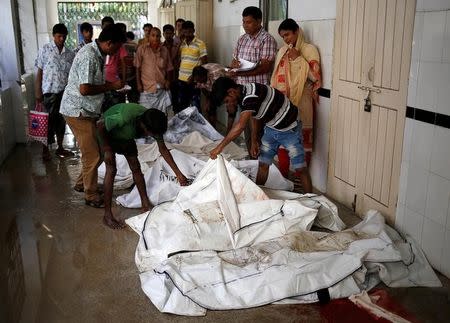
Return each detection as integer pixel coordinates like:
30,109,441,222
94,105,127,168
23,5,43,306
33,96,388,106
318,88,331,98
317,93,450,129
406,106,450,129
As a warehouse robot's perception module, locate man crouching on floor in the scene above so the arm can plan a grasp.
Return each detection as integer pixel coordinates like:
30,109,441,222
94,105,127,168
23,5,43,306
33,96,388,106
97,103,188,229
209,77,312,193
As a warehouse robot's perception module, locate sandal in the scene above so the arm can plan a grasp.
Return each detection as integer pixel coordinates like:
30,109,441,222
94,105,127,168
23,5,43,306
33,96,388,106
56,148,74,158
74,184,84,192
85,198,105,208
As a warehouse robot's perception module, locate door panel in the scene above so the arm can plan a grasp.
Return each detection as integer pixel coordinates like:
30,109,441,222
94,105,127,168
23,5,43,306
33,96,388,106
339,0,365,83
374,0,407,90
328,0,415,223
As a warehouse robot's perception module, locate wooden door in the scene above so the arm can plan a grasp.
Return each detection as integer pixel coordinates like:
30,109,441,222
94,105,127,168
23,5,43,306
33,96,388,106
328,0,415,224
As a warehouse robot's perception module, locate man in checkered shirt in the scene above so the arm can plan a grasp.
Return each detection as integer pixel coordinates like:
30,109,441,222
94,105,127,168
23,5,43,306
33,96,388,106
228,6,277,154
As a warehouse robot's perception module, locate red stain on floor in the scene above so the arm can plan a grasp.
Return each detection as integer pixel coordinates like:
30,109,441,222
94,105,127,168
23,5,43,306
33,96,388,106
320,289,418,323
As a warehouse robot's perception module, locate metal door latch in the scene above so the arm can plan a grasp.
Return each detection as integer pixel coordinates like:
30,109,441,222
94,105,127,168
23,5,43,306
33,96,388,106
364,93,372,112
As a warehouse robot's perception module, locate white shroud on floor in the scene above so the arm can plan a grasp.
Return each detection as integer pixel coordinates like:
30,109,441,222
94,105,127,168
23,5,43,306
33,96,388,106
126,156,441,316
98,106,247,190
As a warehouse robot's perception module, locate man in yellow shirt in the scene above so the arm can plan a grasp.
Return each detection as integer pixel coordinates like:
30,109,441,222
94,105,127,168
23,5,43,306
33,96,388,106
175,20,207,113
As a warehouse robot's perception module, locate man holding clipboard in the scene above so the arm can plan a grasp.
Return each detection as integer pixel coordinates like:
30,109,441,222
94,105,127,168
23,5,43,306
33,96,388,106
227,6,277,154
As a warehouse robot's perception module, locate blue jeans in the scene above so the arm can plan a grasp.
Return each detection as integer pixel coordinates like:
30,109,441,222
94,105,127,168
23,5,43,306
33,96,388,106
259,124,306,169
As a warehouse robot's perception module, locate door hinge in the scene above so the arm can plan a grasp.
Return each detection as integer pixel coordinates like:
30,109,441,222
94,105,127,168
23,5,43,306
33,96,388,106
352,194,357,213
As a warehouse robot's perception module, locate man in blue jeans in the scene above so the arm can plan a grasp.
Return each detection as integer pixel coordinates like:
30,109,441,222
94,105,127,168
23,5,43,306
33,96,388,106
209,77,312,193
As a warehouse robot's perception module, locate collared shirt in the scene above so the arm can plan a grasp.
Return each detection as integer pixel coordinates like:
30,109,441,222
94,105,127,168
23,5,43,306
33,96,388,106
74,40,90,53
233,28,277,85
105,45,127,82
240,83,298,131
134,43,173,93
35,41,75,94
162,39,180,70
60,41,105,118
178,37,207,82
196,63,225,92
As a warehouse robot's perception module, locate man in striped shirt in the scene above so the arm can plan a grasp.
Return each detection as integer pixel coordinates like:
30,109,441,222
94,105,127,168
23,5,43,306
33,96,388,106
210,77,312,193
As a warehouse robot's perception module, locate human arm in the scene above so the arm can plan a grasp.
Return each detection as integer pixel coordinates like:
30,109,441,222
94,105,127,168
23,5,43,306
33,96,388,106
136,67,143,92
250,118,263,158
120,56,127,87
210,111,252,159
200,55,208,65
119,47,127,86
35,68,43,103
157,140,188,186
134,47,144,92
226,105,237,135
79,81,122,96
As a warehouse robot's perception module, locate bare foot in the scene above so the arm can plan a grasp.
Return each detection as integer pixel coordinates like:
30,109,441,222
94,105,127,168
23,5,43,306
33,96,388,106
103,214,126,229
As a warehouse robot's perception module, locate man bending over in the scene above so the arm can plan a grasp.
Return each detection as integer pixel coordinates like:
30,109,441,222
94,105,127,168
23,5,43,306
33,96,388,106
97,103,188,229
209,77,312,193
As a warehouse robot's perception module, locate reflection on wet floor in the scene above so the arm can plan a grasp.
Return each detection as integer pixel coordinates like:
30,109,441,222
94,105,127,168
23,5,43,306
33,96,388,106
1,135,449,323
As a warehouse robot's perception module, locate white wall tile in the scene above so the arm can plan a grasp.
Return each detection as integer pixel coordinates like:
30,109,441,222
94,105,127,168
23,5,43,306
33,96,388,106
398,161,409,205
288,0,337,21
321,55,333,89
416,61,440,111
441,229,450,277
422,217,445,271
395,203,406,233
448,200,450,231
444,11,450,63
402,118,414,162
404,207,425,244
436,63,450,116
421,11,446,62
416,1,450,12
406,164,429,215
425,173,450,226
310,155,327,193
407,60,419,107
213,0,258,28
410,121,434,170
412,12,424,61
300,21,314,43
430,126,450,180
315,97,331,136
312,20,335,57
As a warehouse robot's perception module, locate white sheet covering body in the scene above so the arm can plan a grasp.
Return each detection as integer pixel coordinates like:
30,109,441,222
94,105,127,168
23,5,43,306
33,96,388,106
98,106,247,189
126,158,441,316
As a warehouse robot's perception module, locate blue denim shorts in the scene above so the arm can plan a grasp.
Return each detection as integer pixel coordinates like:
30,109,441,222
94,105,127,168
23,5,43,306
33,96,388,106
259,125,306,169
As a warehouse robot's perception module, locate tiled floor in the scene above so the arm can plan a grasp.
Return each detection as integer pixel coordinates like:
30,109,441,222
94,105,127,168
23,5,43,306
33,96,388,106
0,141,449,322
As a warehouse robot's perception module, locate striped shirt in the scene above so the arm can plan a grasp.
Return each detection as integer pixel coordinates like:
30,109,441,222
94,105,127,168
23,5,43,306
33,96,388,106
240,83,298,131
178,37,207,82
233,28,277,85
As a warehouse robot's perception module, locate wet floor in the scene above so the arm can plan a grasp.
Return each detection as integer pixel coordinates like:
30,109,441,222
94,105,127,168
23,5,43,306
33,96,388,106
1,140,449,323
